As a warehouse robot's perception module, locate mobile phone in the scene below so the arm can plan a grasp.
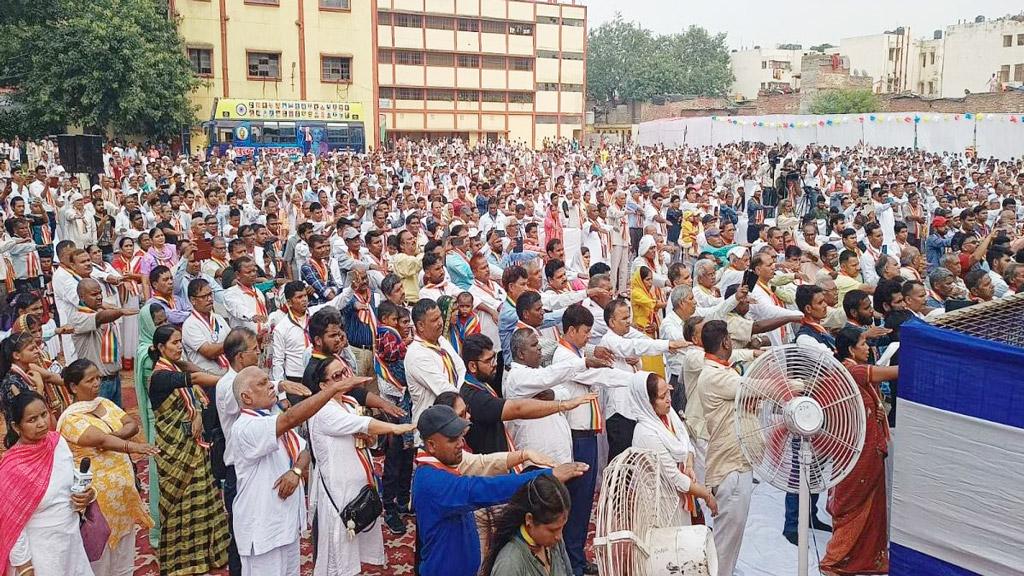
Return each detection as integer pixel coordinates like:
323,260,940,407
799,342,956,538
742,270,759,291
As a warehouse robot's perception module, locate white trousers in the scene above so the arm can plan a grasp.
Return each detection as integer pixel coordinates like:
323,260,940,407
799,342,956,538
610,245,630,294
90,529,135,576
711,470,753,576
241,538,301,576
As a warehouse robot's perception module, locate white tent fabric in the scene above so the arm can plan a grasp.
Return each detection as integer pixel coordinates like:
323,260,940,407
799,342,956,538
637,113,1024,159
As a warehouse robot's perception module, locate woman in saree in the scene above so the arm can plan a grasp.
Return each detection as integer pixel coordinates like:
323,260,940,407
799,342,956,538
132,303,167,547
111,236,144,369
146,324,228,575
57,359,159,576
819,326,897,576
139,227,178,300
630,265,667,376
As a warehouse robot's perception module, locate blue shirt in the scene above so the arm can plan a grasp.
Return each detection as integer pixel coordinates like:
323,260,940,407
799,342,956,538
412,465,548,576
340,293,376,348
925,232,952,271
445,252,474,291
498,300,563,365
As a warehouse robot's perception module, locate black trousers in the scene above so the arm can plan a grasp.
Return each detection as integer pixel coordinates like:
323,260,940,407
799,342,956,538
669,373,686,415
382,433,414,512
222,466,242,576
606,413,637,463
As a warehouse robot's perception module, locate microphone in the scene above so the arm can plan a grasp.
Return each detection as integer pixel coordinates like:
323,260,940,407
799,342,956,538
71,457,93,495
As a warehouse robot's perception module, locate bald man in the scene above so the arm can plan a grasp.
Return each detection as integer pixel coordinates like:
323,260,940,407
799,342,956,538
68,278,138,406
228,366,368,576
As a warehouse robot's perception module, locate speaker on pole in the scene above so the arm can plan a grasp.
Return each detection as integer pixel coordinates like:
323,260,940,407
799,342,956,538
57,134,104,174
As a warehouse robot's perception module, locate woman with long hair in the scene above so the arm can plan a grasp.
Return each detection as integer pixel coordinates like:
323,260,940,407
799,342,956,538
0,391,96,576
630,265,667,376
132,303,167,546
146,323,228,574
139,227,177,300
0,331,67,421
819,326,898,576
308,354,415,576
57,359,159,576
111,236,144,367
485,474,574,576
85,244,123,310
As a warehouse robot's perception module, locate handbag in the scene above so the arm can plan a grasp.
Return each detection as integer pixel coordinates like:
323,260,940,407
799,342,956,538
80,500,112,562
319,472,383,537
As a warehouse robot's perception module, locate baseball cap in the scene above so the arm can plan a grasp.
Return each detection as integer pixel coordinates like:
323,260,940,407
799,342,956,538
343,227,360,240
417,405,470,440
932,216,948,228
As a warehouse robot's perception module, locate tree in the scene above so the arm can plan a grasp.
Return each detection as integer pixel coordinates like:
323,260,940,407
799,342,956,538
587,14,734,103
809,89,881,114
0,0,200,138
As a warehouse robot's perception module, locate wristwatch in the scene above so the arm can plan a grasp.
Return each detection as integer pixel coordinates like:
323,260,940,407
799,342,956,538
290,467,303,479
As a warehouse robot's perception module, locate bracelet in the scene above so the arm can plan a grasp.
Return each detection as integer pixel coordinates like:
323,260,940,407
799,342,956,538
123,440,130,453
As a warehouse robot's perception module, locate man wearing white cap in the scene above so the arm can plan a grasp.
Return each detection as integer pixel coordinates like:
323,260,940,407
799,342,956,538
60,191,96,248
717,246,749,294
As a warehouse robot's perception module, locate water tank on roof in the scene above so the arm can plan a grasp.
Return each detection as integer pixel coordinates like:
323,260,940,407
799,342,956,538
974,15,985,23
934,30,943,40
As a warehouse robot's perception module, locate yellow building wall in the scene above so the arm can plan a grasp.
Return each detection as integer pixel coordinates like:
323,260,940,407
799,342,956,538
508,1,533,21
481,0,506,19
481,33,506,54
508,114,533,145
481,70,506,89
425,0,456,13
535,91,558,113
455,0,478,16
426,67,456,87
425,30,455,51
536,58,559,83
508,71,533,90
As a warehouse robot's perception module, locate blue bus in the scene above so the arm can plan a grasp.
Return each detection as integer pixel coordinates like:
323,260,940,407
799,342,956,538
206,97,365,157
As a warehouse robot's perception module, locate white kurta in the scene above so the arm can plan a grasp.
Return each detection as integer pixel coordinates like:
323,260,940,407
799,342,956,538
8,438,94,576
52,267,80,362
309,400,382,576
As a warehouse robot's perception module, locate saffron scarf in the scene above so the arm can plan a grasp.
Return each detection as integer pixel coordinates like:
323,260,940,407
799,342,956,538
0,431,61,569
448,312,481,356
77,303,119,363
154,357,210,449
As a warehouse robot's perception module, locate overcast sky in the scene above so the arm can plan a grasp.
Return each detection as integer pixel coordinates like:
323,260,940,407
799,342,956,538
581,1,1023,49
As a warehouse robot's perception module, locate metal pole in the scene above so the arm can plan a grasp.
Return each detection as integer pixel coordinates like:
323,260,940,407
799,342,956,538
798,441,811,576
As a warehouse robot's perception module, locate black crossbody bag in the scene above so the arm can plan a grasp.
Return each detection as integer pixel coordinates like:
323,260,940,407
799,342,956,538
319,472,383,536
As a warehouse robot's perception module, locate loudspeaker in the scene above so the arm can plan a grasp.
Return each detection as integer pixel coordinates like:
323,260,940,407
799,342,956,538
57,134,104,175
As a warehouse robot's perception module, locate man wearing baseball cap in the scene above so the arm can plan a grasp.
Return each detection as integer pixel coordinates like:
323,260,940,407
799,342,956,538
411,404,587,576
925,216,952,271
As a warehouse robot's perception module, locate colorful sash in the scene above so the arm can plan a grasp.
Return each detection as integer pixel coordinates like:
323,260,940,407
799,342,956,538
191,311,229,368
448,313,481,356
240,408,301,466
558,338,603,433
155,357,210,448
77,304,119,363
413,450,462,476
417,338,457,385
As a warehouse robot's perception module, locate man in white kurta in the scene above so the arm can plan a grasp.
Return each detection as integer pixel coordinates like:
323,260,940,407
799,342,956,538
404,299,466,444
748,252,803,347
53,248,92,363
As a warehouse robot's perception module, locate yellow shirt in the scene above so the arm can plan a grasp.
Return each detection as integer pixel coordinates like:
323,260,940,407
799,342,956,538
392,251,423,303
699,358,753,487
835,272,863,304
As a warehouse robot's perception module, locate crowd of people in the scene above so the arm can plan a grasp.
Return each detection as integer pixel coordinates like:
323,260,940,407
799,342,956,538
0,134,1022,576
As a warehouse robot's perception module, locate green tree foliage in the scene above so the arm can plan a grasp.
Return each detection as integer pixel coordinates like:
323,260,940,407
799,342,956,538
808,89,881,114
587,14,734,103
0,0,200,138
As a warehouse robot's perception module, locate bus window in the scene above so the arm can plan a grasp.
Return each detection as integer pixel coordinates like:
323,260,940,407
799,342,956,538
350,125,364,144
327,125,349,145
276,122,296,144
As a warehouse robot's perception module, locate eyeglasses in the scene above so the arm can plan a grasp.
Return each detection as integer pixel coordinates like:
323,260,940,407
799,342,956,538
195,291,214,299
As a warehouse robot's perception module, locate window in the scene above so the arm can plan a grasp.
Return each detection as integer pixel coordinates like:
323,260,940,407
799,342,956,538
261,122,296,144
327,125,350,144
921,54,927,68
396,87,424,100
762,61,767,69
930,52,935,65
562,17,584,27
1019,34,1024,46
425,16,455,30
560,115,582,125
395,50,423,66
928,81,935,94
425,52,455,67
245,0,278,4
536,50,559,59
536,115,559,124
537,16,559,25
377,48,393,64
458,90,480,102
188,48,212,76
481,20,505,34
508,92,534,104
319,0,350,9
457,18,479,32
888,47,896,61
510,57,533,71
918,82,925,94
482,91,505,102
377,11,392,25
394,13,422,28
247,52,280,79
482,55,506,70
457,54,480,68
999,64,1010,83
509,23,533,36
1004,35,1013,47
321,56,352,82
561,83,583,92
561,51,584,61
1015,63,1024,83
378,87,395,99
427,89,455,101
536,82,559,91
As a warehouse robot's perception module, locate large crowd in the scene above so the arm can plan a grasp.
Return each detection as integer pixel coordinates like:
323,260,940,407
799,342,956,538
0,135,1022,576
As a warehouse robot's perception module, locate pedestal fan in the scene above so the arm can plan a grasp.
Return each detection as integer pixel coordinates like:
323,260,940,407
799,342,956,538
735,344,866,576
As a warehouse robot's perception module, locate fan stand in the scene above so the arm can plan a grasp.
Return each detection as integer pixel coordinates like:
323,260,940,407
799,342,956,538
797,441,813,576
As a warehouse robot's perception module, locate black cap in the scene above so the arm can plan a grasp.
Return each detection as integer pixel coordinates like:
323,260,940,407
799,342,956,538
417,405,470,440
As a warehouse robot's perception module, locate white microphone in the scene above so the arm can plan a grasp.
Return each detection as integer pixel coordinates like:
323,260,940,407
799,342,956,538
71,457,93,495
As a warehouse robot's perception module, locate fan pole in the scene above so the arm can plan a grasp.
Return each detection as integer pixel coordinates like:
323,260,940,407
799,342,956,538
798,441,811,576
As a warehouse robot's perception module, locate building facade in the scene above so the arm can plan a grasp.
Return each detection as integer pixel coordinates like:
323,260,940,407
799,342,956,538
173,0,585,151
940,16,1024,97
729,47,806,101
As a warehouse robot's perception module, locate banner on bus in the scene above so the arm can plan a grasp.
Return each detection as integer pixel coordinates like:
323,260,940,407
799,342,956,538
214,98,364,121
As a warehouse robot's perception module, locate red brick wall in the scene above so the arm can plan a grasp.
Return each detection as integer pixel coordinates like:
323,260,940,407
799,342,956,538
733,90,1024,117
638,98,736,122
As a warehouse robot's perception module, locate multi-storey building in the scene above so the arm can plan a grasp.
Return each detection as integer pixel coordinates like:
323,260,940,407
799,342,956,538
729,46,806,101
172,0,585,152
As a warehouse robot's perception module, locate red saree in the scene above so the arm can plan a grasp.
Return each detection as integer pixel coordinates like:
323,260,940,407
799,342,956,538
820,362,890,575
